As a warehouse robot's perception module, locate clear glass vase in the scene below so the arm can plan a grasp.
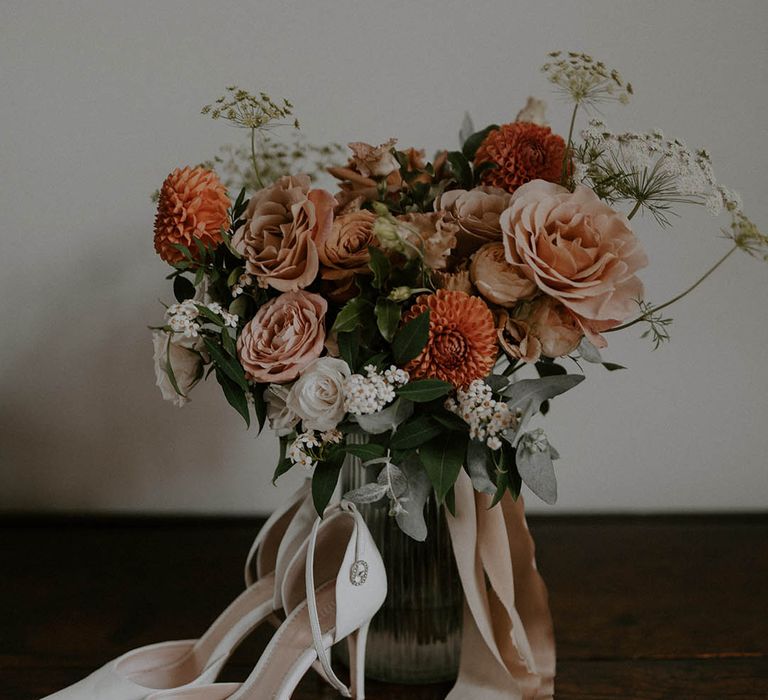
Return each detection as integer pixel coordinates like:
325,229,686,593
337,439,463,684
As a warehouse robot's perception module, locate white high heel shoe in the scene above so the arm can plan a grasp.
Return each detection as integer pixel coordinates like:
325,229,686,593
146,502,388,700
43,482,318,700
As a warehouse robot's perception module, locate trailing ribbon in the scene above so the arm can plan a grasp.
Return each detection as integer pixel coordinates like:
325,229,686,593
446,471,555,699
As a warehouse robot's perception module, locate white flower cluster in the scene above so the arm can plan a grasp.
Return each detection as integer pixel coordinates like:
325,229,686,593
165,299,237,337
581,120,743,217
287,429,343,471
445,379,518,451
343,365,409,415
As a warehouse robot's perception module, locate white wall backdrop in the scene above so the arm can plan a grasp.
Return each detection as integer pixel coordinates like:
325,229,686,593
1,0,766,514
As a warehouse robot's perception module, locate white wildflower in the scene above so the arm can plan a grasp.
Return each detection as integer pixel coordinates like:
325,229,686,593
343,365,409,415
446,379,518,450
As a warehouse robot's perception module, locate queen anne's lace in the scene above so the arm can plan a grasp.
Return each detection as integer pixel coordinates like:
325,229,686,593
445,379,518,450
287,429,343,470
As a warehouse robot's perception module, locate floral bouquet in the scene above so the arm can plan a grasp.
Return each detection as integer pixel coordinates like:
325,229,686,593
149,51,765,691
151,54,764,530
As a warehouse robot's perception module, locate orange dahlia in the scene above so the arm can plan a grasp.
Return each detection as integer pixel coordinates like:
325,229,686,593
154,166,231,264
474,122,566,193
402,290,497,388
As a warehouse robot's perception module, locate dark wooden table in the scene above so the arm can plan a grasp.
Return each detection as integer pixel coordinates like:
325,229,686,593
2,515,766,699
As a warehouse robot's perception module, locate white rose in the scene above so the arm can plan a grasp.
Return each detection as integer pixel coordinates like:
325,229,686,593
286,357,351,432
264,383,300,436
152,331,206,407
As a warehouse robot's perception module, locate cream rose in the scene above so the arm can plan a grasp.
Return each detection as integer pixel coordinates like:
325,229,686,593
233,174,335,292
435,187,511,258
237,291,327,383
264,384,300,436
470,242,537,307
286,357,351,432
152,331,205,407
500,180,648,346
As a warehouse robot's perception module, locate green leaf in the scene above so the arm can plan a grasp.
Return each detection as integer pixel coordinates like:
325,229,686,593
395,379,453,403
196,305,225,326
392,310,430,364
173,275,196,303
444,486,456,517
228,295,251,320
368,246,391,289
447,151,473,189
170,243,193,261
603,362,627,371
337,331,360,372
203,337,249,391
344,442,387,461
432,410,470,432
163,335,184,398
462,124,499,161
490,469,509,507
252,384,267,433
375,299,401,343
221,328,236,357
535,361,567,377
272,436,293,484
227,266,245,288
215,368,250,427
312,450,345,516
333,297,373,334
420,434,468,503
390,415,443,450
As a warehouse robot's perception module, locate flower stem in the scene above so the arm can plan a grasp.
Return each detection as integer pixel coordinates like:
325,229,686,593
561,102,579,186
627,200,642,220
250,128,264,188
607,244,739,333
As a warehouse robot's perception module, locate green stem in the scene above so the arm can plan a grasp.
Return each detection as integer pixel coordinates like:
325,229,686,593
607,244,738,333
250,129,264,188
627,200,642,220
561,102,579,186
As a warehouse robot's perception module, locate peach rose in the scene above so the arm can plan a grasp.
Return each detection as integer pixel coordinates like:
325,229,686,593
470,242,537,307
498,298,582,363
233,174,335,292
237,291,327,384
435,187,511,258
500,180,648,347
318,209,376,281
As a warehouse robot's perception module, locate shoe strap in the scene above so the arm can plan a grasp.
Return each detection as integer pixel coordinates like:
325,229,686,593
304,504,366,698
244,480,310,587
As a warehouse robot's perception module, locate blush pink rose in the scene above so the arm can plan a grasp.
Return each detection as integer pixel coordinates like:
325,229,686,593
237,291,327,383
233,174,335,292
500,180,648,347
470,242,537,307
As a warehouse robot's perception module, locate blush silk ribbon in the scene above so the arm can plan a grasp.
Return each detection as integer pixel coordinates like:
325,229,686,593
446,471,556,699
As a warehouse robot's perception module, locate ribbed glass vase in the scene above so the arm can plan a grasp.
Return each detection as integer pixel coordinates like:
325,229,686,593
338,437,463,684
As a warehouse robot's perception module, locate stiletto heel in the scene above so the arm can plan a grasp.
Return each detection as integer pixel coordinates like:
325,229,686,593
44,482,318,700
147,501,388,700
346,618,372,699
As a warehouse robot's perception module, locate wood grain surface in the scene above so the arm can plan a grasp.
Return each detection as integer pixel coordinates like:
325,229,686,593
2,515,766,699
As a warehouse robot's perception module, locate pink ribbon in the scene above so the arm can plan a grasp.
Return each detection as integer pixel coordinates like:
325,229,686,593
446,471,555,699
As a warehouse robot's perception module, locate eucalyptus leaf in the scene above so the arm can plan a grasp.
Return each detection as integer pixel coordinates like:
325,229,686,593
516,445,558,505
343,482,389,505
466,439,496,495
352,398,414,435
376,462,409,499
502,374,584,414
395,455,432,541
577,337,604,364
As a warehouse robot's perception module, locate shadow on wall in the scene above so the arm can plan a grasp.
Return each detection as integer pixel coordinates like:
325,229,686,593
0,227,263,513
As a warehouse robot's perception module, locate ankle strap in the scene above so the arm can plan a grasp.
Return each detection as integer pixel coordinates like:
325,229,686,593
304,504,367,698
